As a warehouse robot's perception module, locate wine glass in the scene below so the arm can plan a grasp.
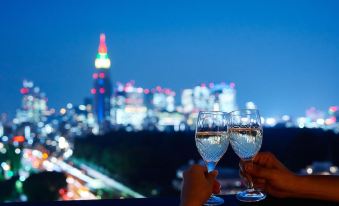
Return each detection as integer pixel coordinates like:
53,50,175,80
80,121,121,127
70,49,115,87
227,109,266,202
195,111,229,205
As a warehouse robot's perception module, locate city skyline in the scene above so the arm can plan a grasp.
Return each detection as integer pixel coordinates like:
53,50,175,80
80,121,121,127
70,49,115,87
1,1,339,117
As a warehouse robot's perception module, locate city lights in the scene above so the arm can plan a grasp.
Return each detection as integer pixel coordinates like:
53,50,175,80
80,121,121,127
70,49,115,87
0,32,337,204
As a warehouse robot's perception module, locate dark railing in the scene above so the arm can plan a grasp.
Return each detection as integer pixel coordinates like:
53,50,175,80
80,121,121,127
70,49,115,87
0,195,338,206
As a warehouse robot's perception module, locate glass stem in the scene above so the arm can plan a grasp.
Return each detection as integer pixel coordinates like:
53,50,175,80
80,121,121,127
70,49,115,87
206,161,217,197
206,161,216,173
246,160,254,190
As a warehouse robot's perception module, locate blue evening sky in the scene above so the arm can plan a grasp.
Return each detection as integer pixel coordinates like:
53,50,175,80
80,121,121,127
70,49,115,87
0,0,338,117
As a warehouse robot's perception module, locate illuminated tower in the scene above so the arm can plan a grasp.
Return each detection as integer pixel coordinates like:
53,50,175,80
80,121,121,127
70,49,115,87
91,34,112,127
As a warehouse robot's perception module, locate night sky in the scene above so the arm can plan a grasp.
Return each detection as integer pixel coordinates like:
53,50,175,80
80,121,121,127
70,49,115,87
0,0,338,117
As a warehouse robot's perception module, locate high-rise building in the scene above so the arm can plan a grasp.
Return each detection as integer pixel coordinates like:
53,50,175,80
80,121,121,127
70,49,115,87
181,89,194,113
152,86,176,112
111,82,147,130
327,106,338,124
209,82,237,113
15,80,48,124
193,84,211,112
180,82,237,114
91,34,112,128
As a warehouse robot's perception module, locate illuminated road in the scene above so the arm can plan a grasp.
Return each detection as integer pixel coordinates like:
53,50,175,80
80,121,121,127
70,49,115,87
22,149,144,200
79,164,144,198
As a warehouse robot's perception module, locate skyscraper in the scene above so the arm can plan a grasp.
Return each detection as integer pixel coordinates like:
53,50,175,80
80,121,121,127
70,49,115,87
16,80,48,124
91,34,112,128
111,81,147,130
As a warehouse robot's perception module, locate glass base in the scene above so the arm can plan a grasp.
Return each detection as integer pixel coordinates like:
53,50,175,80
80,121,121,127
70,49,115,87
204,195,224,206
236,189,266,202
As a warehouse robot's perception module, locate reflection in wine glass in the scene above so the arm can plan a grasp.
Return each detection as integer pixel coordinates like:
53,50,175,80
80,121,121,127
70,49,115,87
195,111,229,205
228,109,266,202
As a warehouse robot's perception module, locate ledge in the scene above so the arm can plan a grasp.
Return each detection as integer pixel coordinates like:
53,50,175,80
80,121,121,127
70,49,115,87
0,195,338,206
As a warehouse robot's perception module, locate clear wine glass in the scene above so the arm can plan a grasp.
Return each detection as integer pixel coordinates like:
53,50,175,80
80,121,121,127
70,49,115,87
195,111,229,205
227,109,266,202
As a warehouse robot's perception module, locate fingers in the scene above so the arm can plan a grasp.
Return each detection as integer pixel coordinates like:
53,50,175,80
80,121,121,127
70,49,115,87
183,164,219,183
266,187,291,198
183,164,220,195
253,152,274,165
206,170,218,184
205,170,219,194
183,164,207,177
239,161,245,173
244,162,274,179
239,168,250,187
253,152,289,171
252,178,266,190
239,168,245,180
251,181,290,199
253,178,265,185
240,166,267,190
212,180,221,194
253,152,276,167
210,170,218,177
190,164,207,172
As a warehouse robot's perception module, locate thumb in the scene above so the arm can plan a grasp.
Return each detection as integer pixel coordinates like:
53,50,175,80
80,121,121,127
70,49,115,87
206,170,218,184
245,164,273,179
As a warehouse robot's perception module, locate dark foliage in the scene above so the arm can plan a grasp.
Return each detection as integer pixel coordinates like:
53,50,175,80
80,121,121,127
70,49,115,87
0,176,18,201
73,128,339,196
23,172,67,201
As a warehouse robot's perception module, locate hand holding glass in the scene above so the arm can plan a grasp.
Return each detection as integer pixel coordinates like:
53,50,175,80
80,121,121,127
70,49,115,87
228,109,266,202
195,111,229,205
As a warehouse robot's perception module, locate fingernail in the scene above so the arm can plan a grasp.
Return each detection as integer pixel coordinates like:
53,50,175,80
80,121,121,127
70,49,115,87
211,170,218,177
239,162,244,170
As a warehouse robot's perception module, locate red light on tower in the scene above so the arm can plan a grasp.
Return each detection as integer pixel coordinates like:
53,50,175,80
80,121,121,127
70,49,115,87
99,72,105,78
99,88,105,94
91,88,96,94
98,34,107,54
20,88,29,94
92,73,98,79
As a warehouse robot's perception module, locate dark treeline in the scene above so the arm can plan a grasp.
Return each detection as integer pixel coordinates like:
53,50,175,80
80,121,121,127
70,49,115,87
23,172,67,201
0,172,66,202
73,128,339,196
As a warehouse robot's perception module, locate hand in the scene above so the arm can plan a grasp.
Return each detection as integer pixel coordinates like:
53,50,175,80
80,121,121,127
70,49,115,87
241,152,298,198
180,164,220,206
